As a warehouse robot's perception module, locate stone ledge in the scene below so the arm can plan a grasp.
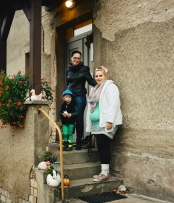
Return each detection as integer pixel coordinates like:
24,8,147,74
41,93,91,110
24,100,52,105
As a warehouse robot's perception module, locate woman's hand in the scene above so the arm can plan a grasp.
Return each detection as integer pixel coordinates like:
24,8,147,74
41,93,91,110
106,122,113,130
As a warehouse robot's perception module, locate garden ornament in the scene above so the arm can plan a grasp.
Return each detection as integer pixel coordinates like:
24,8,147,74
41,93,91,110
46,169,61,187
38,161,47,170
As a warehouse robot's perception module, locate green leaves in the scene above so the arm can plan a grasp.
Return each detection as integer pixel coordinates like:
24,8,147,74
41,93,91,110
41,79,53,101
0,71,30,128
0,72,54,129
42,150,57,163
46,165,58,175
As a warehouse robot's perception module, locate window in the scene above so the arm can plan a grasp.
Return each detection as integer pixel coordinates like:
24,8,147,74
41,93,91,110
66,19,92,39
25,52,30,74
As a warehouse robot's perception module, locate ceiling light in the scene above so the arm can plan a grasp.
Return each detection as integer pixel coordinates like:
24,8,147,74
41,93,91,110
65,0,75,9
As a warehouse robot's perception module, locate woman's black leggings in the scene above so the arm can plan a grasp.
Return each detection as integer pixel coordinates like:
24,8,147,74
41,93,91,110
95,134,111,164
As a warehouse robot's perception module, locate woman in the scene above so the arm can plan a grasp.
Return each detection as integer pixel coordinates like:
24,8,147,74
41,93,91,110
66,50,97,150
86,66,122,182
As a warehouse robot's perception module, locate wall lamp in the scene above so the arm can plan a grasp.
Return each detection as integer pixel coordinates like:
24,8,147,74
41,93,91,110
65,0,75,9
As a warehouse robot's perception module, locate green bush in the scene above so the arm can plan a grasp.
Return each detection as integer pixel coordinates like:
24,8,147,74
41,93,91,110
0,71,54,129
0,70,30,128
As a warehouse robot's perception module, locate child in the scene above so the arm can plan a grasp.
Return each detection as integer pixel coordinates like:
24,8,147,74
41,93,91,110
59,90,79,151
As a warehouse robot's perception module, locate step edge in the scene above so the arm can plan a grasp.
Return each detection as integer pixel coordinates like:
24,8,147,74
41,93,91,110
64,162,100,169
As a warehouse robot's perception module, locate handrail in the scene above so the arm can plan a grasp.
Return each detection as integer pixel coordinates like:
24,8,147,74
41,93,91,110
37,108,64,201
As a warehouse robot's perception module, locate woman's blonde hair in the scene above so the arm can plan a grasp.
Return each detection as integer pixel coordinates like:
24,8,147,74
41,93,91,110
95,66,108,76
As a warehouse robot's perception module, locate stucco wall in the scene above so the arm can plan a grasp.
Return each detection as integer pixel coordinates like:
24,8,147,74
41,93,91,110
7,10,51,80
93,0,174,201
7,11,29,75
99,19,173,136
5,0,174,201
94,0,174,41
0,103,50,202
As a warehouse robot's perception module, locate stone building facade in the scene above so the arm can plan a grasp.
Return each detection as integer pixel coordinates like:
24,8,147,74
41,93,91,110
2,0,174,202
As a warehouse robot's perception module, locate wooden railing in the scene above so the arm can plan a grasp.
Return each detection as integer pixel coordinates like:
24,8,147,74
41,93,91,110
37,108,65,202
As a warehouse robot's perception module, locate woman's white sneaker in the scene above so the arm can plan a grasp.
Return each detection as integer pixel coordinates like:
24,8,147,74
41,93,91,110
93,173,109,179
93,173,101,179
93,174,109,182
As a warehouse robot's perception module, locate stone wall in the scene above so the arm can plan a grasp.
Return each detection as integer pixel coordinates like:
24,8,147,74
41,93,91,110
93,0,174,201
0,102,50,202
5,0,174,201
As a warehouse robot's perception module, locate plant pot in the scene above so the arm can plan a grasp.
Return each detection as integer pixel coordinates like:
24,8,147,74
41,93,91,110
51,162,60,174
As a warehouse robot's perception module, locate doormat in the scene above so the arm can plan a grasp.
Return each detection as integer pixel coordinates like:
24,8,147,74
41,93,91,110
78,192,127,203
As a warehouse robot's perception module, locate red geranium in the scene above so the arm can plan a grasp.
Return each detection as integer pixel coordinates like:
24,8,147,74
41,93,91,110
17,102,22,106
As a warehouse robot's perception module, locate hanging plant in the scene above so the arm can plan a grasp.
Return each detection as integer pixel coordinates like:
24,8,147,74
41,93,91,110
85,32,93,48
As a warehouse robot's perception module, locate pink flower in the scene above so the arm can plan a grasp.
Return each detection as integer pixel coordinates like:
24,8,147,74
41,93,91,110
46,161,51,166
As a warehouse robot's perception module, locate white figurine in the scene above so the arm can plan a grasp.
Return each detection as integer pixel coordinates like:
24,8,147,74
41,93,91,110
46,170,61,187
30,89,42,100
26,89,45,101
38,161,47,170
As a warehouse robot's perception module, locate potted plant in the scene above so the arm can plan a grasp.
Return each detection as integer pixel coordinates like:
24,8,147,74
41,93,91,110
42,150,57,163
0,70,55,129
45,165,58,175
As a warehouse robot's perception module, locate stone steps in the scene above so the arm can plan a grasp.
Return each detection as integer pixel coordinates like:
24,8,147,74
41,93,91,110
63,176,123,200
64,162,101,180
38,143,123,202
49,142,100,164
41,175,123,202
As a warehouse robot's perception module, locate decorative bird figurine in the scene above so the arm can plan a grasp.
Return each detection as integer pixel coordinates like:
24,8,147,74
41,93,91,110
25,89,45,101
46,170,61,187
30,89,42,100
38,161,47,170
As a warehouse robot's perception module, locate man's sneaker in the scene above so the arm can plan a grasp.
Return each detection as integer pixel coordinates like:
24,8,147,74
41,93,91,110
93,174,109,182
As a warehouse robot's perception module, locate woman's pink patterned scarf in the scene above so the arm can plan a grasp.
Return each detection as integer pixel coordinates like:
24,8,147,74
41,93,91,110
87,80,107,112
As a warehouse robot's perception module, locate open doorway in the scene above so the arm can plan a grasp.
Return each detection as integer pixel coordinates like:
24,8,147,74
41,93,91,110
65,19,94,139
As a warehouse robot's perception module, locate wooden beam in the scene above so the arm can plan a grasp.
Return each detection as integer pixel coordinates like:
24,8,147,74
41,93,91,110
0,17,2,39
0,18,6,73
43,0,61,11
1,9,15,41
29,0,41,94
0,40,6,73
19,0,31,21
